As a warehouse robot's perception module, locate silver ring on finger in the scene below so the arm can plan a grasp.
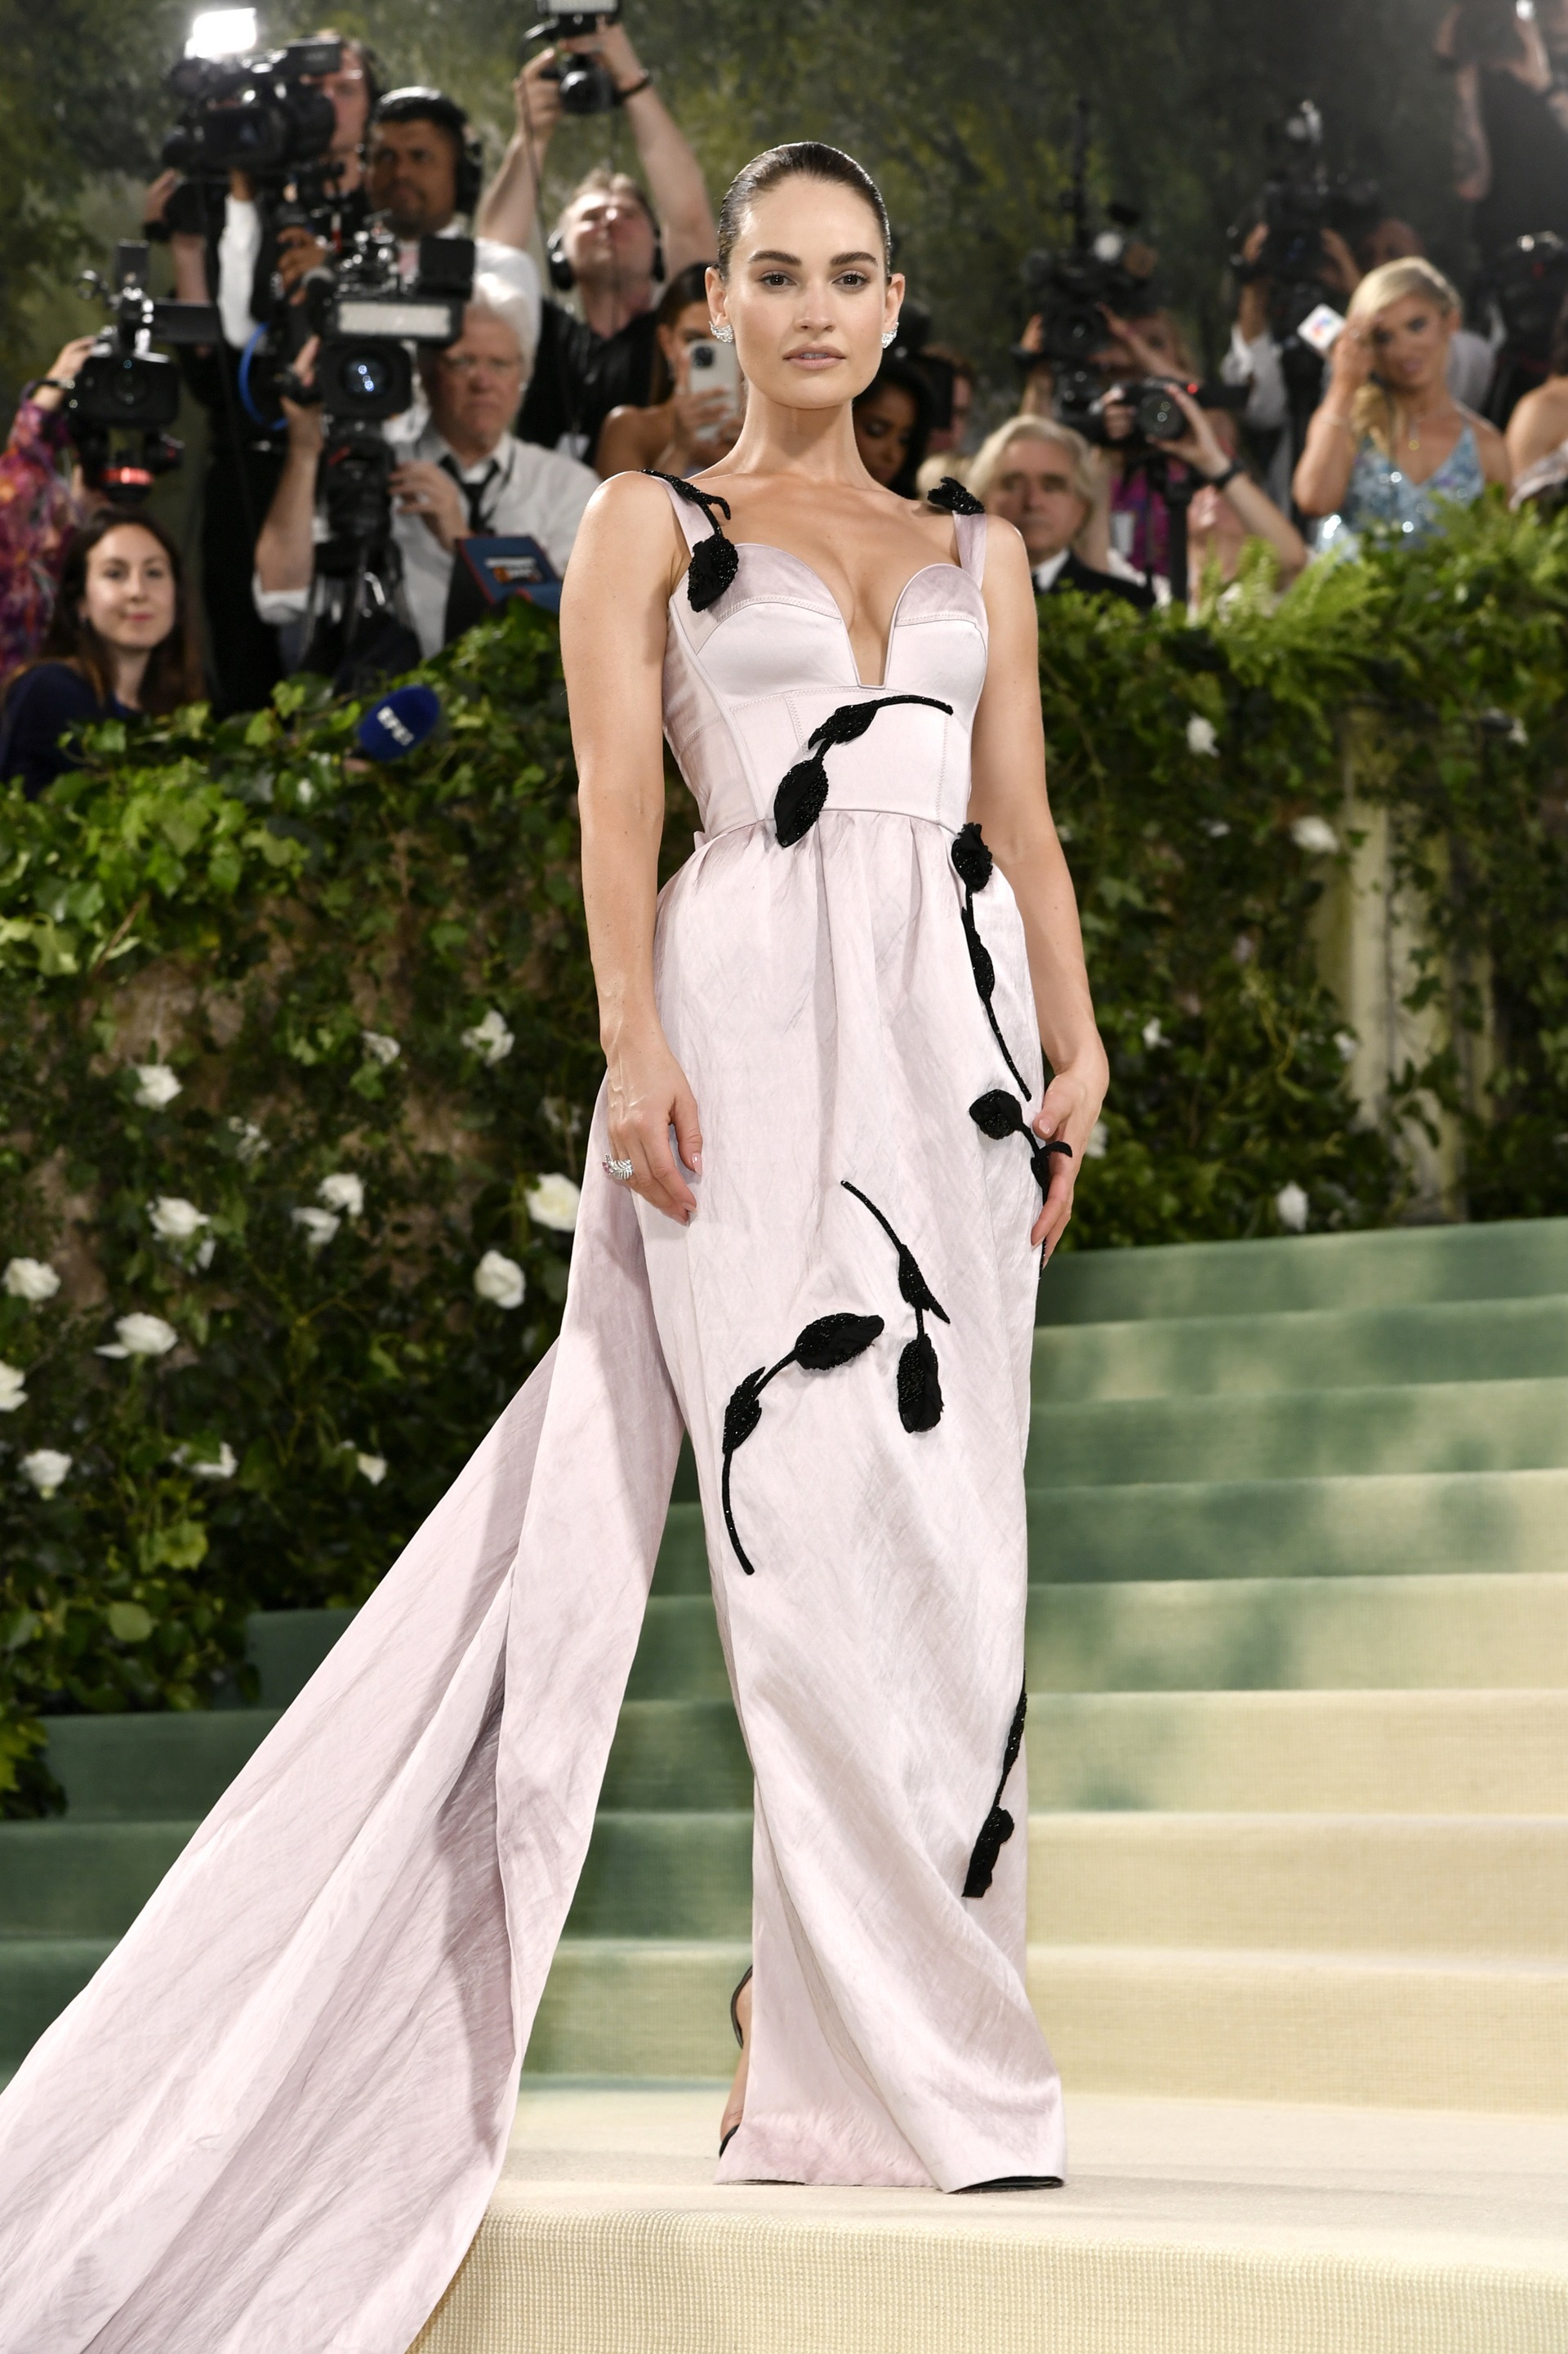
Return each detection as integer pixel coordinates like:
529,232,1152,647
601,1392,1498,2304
603,1154,635,1184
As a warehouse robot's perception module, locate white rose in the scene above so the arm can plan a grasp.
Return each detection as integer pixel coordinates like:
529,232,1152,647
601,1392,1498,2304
0,1361,28,1413
1334,1029,1358,1063
3,1257,60,1304
131,1063,182,1109
20,1448,72,1497
104,1312,180,1358
356,1451,387,1485
1141,1018,1165,1049
474,1248,526,1309
318,1172,364,1218
461,1009,514,1065
1290,814,1339,856
1084,1120,1109,1160
1202,818,1231,839
292,1207,341,1249
1275,1182,1310,1233
1186,716,1218,757
189,1441,238,1480
361,1031,401,1067
149,1197,210,1245
228,1117,269,1164
1509,716,1528,747
527,1173,581,1233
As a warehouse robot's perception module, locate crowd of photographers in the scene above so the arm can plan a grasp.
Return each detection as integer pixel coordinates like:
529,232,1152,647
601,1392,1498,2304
8,0,1568,795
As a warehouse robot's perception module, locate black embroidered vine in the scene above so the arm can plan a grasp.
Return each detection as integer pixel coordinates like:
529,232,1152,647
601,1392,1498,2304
840,1181,950,1432
964,1681,1027,1898
925,475,986,516
969,1089,1073,1193
720,1311,884,1574
775,696,954,846
645,470,739,609
951,823,1031,1098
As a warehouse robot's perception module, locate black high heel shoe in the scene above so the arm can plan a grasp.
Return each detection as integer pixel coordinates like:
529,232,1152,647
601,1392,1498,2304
719,1964,753,2157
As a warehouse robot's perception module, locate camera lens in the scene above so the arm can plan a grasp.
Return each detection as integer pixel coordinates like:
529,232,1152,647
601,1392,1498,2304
1136,386,1182,441
343,352,393,404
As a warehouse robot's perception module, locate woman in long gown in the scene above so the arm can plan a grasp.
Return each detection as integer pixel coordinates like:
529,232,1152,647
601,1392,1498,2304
0,144,1107,2350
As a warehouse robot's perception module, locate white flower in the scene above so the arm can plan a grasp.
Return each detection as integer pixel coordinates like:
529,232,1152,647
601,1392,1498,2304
1202,818,1231,839
292,1207,341,1249
355,1451,387,1486
3,1256,60,1304
361,1030,401,1068
318,1171,364,1219
474,1248,526,1309
131,1062,182,1109
461,1008,514,1066
20,1448,71,1497
1275,1181,1310,1233
1141,1018,1165,1050
526,1173,581,1233
0,1361,27,1413
195,1237,216,1270
1085,1120,1109,1160
174,1440,237,1479
101,1312,180,1359
1334,1029,1358,1063
1186,716,1218,757
1509,716,1528,747
1290,814,1339,856
296,778,314,805
1232,933,1256,965
149,1197,210,1245
228,1117,269,1164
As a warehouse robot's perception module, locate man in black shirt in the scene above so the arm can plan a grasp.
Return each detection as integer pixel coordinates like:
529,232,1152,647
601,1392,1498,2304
478,18,715,466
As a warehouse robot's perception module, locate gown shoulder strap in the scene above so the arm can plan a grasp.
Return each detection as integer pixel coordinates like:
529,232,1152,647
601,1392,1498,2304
644,470,740,609
924,475,987,586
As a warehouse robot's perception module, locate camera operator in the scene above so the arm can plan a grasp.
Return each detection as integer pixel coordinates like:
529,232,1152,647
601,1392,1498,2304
1437,2,1568,255
1133,387,1307,601
478,18,715,466
853,355,934,497
0,337,105,678
0,512,200,797
1294,259,1510,547
595,262,742,477
967,416,1153,609
253,279,595,668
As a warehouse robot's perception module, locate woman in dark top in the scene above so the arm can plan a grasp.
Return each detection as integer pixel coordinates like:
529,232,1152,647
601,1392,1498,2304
1439,0,1568,256
852,352,933,497
0,510,200,797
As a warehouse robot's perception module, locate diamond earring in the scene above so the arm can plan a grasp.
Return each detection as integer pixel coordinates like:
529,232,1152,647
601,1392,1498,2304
881,322,898,349
711,321,734,345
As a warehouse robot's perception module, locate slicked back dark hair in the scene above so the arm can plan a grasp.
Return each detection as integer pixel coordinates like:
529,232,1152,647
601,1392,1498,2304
716,143,892,279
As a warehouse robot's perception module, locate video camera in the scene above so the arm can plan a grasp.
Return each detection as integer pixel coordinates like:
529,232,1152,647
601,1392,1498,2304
528,2,625,116
1015,98,1160,438
1099,376,1249,453
65,241,221,506
163,33,341,187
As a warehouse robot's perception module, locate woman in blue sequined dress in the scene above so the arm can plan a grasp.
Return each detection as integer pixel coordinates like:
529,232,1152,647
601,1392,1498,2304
1294,257,1510,554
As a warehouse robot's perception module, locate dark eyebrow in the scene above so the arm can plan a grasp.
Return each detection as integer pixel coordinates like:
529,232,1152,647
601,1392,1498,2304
746,248,880,268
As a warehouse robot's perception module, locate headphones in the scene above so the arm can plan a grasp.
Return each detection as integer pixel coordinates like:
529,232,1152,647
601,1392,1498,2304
369,87,485,217
546,200,665,292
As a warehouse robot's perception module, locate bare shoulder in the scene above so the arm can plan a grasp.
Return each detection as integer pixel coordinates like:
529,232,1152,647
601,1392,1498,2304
977,511,1035,609
568,470,688,591
1460,407,1512,482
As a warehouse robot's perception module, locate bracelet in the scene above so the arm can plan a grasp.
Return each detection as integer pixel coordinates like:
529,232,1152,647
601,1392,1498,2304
20,379,67,400
1322,412,1357,435
1206,459,1245,493
615,70,653,100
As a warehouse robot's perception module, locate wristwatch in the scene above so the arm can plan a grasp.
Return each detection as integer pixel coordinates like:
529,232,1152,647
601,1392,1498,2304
1206,459,1245,493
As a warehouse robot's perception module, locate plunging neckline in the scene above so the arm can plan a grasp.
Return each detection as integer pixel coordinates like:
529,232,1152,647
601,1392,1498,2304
670,539,973,694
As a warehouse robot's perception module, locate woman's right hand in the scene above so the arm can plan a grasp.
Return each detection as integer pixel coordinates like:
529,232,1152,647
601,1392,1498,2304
1325,317,1374,406
666,385,737,470
33,337,98,413
604,1023,703,1222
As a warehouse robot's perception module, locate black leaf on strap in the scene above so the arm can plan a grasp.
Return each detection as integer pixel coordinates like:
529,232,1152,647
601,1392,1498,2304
951,820,994,894
645,470,739,612
964,916,996,1003
774,694,954,846
719,1309,884,1575
969,1091,1074,1196
898,1331,943,1433
927,475,986,516
964,1681,1027,1898
953,824,1030,1098
792,1310,884,1371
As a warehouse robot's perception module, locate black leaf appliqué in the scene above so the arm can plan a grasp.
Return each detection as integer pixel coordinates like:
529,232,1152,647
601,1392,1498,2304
776,695,954,847
645,470,740,611
964,1680,1027,1898
969,1090,1073,1193
841,1181,950,1433
720,1310,884,1574
951,825,1031,1099
926,475,986,516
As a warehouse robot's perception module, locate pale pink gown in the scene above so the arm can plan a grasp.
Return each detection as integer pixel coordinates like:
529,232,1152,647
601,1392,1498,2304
0,478,1064,2352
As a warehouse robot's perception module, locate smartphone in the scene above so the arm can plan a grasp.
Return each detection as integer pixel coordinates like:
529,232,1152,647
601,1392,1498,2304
686,337,742,404
1298,302,1345,358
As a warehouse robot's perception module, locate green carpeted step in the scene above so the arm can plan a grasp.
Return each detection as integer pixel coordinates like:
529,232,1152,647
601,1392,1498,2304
0,1937,113,2072
1027,1689,1568,1813
245,1610,356,1708
565,1812,751,1938
1039,1218,1568,1326
625,1598,730,1701
1033,1295,1568,1404
651,1504,710,1595
527,1937,749,2079
1027,1572,1568,1691
1027,1814,1568,1955
1029,1376,1568,1487
42,1711,278,1821
0,1821,193,1934
1029,1469,1568,1584
600,1701,751,1812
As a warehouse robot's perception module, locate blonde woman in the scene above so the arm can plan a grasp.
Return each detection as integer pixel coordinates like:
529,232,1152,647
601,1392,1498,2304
1294,257,1509,545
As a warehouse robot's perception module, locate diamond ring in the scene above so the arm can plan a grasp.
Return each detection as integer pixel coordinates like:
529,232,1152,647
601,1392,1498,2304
603,1155,635,1184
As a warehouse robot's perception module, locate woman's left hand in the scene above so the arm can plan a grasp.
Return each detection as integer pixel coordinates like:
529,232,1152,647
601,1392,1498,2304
1031,1059,1107,1259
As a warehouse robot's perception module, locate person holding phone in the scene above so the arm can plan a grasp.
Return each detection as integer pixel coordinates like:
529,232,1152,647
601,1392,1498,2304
1294,256,1509,547
595,261,743,478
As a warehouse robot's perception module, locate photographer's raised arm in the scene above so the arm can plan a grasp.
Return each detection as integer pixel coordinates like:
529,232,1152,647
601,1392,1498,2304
254,344,323,600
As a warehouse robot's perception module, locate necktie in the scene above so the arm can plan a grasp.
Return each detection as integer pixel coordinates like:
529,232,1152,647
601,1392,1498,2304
438,455,500,534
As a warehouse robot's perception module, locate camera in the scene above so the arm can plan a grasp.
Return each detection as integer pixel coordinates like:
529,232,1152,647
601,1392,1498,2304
65,241,220,505
163,35,341,184
1014,99,1160,436
1100,376,1249,451
529,2,624,115
297,227,474,423
1230,104,1382,376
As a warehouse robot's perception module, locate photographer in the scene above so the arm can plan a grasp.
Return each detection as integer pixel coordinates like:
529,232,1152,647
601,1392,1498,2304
478,19,715,464
967,416,1152,609
0,512,200,797
1437,2,1568,254
253,279,595,667
1138,387,1307,601
595,263,742,478
0,337,103,678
